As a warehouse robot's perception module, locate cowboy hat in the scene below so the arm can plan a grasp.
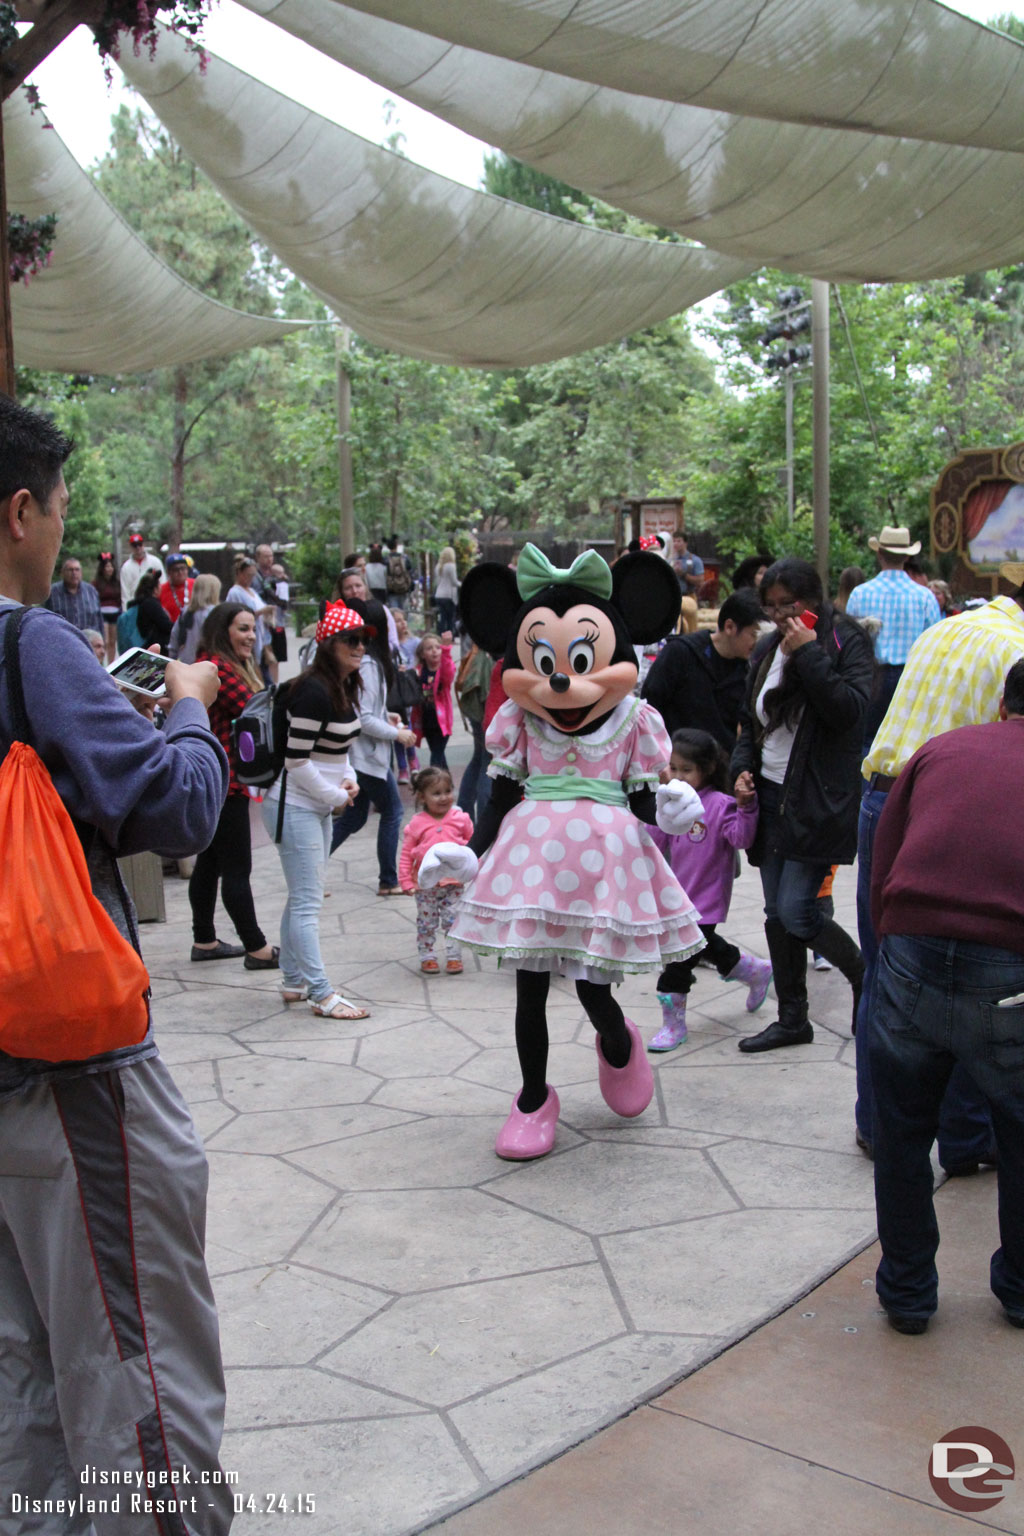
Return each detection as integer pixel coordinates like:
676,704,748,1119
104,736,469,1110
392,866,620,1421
999,560,1024,588
868,525,921,556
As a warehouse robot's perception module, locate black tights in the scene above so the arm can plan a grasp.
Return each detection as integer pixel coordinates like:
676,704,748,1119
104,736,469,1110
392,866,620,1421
515,970,632,1113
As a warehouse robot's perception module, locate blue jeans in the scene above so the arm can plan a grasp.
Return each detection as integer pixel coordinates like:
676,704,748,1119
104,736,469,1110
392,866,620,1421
263,798,332,1003
756,781,830,942
330,769,402,887
870,933,1024,1320
855,786,991,1163
457,717,492,824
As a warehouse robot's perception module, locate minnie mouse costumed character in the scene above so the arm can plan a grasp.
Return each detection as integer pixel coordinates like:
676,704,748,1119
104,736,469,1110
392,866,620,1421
420,544,705,1159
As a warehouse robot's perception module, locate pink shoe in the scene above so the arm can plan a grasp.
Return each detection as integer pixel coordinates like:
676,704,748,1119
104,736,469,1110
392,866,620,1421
595,1019,654,1118
495,1086,561,1160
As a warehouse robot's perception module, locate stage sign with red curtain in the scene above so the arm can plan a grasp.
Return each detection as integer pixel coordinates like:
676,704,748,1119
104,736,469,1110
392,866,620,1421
931,441,1024,596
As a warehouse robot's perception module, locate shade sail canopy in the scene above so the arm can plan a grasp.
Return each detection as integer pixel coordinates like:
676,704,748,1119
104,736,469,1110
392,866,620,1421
114,30,753,366
6,91,302,372
238,0,1024,281
328,0,1024,154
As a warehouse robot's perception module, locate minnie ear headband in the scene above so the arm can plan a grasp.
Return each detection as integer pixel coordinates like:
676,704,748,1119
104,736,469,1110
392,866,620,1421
315,601,375,646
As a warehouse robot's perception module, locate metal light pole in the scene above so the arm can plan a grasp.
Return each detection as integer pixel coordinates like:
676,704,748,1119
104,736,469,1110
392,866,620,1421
784,365,794,524
811,278,830,589
762,287,810,528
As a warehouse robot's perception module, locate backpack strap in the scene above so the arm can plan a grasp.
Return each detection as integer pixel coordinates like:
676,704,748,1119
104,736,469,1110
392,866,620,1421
2,605,30,745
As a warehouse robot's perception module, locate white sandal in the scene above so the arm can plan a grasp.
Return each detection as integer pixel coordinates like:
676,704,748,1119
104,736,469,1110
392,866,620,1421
309,993,370,1021
281,985,310,1003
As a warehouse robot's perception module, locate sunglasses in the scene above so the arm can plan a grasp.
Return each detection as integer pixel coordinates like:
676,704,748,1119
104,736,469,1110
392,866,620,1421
335,631,368,647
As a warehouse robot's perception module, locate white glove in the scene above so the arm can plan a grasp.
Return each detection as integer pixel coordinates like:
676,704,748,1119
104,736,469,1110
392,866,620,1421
418,843,480,888
655,780,703,836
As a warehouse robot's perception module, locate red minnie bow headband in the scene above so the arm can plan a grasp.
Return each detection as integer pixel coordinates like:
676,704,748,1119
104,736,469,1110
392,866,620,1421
639,534,661,551
315,602,374,645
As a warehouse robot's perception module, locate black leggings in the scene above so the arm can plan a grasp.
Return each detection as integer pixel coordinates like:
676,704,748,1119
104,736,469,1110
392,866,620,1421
423,725,450,769
515,971,631,1110
188,793,267,951
657,923,740,994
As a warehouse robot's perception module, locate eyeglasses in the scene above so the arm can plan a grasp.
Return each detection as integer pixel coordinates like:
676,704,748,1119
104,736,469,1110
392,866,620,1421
762,599,801,618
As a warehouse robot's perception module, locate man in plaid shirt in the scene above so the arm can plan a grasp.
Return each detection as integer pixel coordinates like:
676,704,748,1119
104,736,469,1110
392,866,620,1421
45,556,103,632
845,524,940,748
855,559,1024,1169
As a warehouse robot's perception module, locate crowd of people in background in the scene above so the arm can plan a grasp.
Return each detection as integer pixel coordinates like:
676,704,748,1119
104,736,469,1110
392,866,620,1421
43,508,1024,1341
13,473,1024,1536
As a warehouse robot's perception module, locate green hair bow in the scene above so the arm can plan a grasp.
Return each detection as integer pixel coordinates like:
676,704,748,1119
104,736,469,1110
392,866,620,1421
515,542,613,604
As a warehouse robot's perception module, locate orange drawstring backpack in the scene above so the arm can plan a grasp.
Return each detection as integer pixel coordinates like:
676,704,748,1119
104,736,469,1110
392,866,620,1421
0,607,150,1061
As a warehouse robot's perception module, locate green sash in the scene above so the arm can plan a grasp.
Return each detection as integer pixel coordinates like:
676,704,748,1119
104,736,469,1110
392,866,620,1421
524,772,627,806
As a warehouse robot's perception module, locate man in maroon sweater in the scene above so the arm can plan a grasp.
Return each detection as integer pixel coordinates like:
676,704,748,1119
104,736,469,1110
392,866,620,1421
869,659,1024,1335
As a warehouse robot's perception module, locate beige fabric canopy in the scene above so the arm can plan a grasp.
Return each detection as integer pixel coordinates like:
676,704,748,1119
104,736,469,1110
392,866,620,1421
239,0,1024,281
114,30,753,366
14,0,1024,373
327,0,1024,153
5,91,302,372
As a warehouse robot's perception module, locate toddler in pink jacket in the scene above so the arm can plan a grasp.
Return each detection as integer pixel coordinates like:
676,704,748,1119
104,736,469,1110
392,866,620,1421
399,767,473,974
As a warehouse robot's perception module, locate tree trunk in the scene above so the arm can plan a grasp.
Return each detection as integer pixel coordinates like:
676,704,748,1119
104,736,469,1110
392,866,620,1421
389,391,401,536
0,102,15,398
335,324,354,559
171,365,187,549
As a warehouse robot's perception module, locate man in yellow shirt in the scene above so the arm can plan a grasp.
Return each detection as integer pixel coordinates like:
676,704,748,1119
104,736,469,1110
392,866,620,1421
855,562,1024,1167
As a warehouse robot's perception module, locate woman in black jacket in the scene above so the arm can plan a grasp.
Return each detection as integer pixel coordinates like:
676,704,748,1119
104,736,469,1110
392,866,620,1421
730,559,872,1052
131,570,173,654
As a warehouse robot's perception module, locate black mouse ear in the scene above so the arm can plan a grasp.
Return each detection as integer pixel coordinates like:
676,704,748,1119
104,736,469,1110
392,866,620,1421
459,563,522,655
612,552,682,642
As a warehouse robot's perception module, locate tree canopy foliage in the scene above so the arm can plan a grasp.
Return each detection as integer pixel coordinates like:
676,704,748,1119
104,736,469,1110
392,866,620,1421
16,75,1024,594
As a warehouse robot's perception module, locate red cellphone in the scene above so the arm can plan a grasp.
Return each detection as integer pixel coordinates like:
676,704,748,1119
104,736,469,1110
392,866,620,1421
799,610,818,629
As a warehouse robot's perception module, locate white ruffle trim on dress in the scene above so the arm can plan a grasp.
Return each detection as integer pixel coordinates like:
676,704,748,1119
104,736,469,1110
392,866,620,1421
452,897,705,978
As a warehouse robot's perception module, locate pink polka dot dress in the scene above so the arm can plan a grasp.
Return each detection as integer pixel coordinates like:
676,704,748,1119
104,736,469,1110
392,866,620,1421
451,696,704,982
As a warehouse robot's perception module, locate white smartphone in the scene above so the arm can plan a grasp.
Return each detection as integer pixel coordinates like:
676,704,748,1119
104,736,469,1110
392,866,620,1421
106,647,171,697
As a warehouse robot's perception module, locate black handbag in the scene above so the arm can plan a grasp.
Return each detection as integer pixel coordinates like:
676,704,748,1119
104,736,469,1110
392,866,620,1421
387,666,421,715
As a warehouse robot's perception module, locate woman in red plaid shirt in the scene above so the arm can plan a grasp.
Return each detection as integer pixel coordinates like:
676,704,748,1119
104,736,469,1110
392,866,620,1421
188,602,279,968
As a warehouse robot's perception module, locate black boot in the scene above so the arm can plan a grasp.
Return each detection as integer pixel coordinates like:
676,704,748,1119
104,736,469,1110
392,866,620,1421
811,917,864,1034
738,919,813,1053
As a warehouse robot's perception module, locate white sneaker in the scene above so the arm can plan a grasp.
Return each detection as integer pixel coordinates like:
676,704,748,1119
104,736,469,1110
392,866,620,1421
813,955,833,972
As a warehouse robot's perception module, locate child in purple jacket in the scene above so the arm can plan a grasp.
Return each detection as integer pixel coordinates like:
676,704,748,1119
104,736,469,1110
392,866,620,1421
647,729,772,1051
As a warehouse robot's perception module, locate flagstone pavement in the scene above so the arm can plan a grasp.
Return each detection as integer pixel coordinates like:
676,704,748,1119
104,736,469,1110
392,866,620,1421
141,719,879,1534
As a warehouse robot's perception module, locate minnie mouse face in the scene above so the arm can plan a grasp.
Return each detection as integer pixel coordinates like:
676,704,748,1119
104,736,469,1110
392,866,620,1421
506,602,637,734
458,543,683,737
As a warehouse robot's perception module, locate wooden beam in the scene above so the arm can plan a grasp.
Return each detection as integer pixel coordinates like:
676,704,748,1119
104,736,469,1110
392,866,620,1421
0,0,91,99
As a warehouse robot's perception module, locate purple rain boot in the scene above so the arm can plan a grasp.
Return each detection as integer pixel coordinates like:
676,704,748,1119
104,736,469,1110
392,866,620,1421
648,993,689,1052
725,951,774,1013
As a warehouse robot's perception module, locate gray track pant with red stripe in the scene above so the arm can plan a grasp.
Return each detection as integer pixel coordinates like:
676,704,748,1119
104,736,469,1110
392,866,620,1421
0,1056,231,1535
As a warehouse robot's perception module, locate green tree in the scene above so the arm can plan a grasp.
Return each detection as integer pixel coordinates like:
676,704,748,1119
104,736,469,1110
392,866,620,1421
504,321,715,536
276,331,520,595
86,105,297,548
687,266,1024,585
